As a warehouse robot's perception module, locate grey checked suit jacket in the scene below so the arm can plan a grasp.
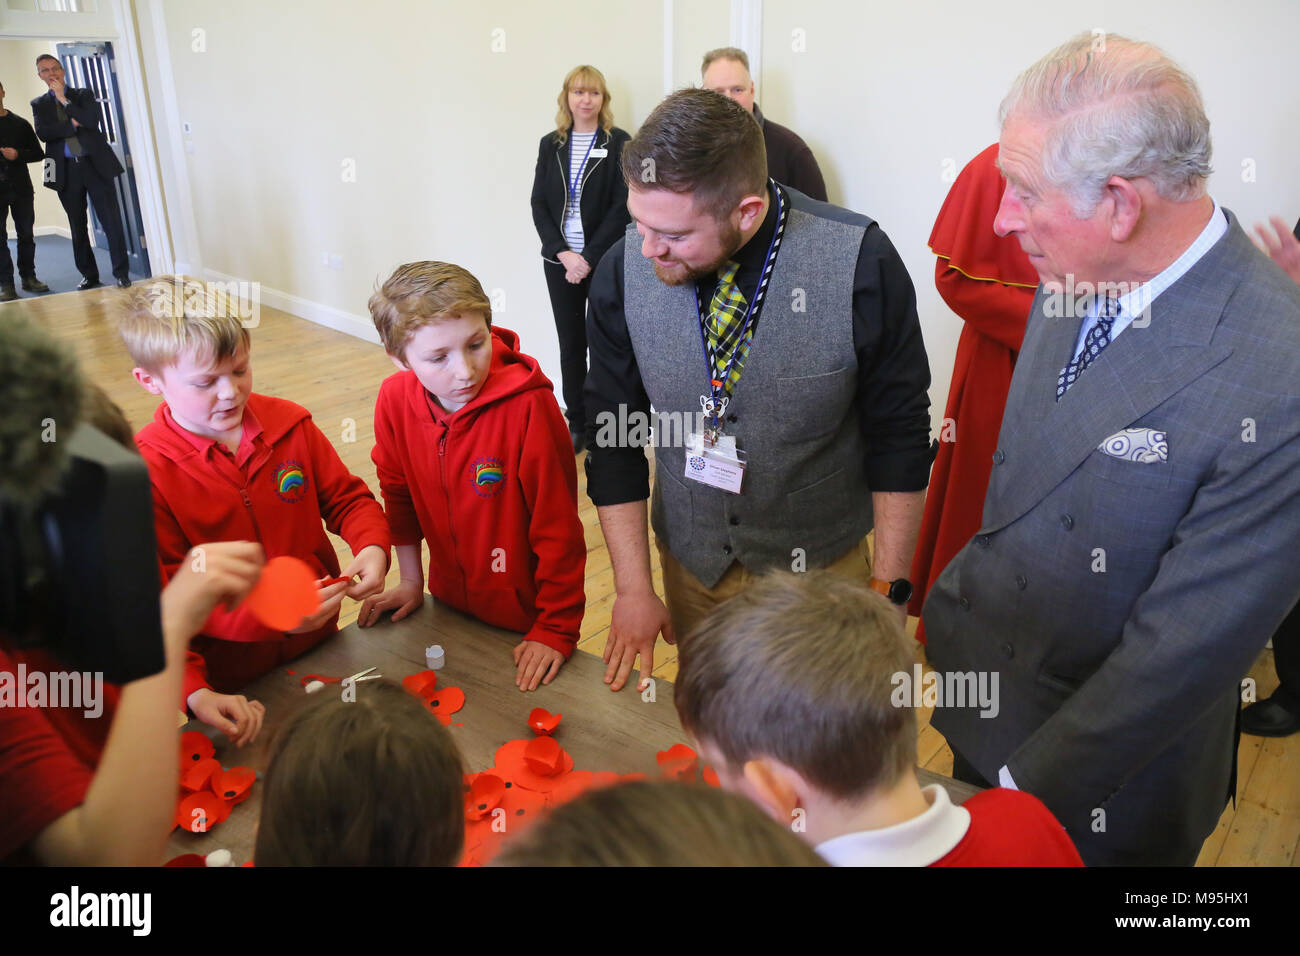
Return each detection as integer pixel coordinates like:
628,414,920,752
923,209,1300,866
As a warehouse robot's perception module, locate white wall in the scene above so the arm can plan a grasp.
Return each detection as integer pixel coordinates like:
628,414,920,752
132,0,1300,432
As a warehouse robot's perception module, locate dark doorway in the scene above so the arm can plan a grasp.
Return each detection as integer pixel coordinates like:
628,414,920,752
55,40,149,278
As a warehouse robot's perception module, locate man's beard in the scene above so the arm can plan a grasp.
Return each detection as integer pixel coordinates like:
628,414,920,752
651,220,744,286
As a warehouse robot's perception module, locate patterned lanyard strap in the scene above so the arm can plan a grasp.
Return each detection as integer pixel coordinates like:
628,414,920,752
694,180,788,432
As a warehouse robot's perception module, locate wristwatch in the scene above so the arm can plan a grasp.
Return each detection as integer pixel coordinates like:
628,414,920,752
869,577,913,606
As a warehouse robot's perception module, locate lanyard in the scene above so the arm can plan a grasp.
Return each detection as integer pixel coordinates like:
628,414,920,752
694,181,786,434
566,130,599,206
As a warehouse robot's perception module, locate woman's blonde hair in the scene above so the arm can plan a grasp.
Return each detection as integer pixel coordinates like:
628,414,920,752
554,64,613,144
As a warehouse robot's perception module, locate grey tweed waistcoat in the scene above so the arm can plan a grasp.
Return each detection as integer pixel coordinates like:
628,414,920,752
623,188,874,587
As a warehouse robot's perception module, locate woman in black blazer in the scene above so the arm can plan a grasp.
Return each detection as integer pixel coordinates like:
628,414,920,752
530,64,630,452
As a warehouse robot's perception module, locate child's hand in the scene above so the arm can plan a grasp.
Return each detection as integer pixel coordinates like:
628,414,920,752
186,688,266,746
160,542,265,654
513,640,565,691
342,545,389,601
286,578,350,634
358,579,424,627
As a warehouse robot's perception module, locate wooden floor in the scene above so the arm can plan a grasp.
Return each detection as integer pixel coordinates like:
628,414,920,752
16,289,1296,866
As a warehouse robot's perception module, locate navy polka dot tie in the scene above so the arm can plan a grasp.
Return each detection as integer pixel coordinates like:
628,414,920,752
1057,297,1121,400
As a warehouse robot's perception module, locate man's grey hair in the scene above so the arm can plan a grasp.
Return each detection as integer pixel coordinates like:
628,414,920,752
1000,33,1213,216
701,46,750,76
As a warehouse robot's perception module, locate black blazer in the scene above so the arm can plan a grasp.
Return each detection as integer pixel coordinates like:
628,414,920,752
31,87,124,191
530,126,630,270
0,111,45,195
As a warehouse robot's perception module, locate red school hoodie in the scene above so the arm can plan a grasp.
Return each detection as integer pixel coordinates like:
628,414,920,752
136,394,391,698
371,326,586,656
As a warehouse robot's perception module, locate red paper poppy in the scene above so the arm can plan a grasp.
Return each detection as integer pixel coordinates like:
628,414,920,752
462,784,547,864
523,736,565,776
527,707,562,736
402,670,439,698
702,765,721,787
210,766,257,804
656,744,699,781
180,730,215,764
175,790,232,833
465,772,506,821
493,739,574,792
164,853,207,867
424,686,465,724
180,756,221,792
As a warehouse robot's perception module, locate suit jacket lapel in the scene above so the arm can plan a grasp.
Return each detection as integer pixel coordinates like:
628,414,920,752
983,211,1247,531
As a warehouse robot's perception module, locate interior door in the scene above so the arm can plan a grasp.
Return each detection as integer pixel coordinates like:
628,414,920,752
56,40,150,277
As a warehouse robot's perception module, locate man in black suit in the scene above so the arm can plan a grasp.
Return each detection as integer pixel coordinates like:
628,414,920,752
0,81,51,301
31,54,130,290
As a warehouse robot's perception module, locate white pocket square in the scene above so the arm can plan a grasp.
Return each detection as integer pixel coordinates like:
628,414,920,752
1098,427,1168,463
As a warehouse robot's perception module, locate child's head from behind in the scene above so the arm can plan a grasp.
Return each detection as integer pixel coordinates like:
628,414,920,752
493,780,827,866
118,278,251,441
255,680,465,866
369,261,494,413
675,571,916,823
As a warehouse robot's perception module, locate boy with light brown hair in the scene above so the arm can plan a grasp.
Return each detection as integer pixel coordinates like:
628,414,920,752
359,261,585,691
675,571,1084,866
118,278,391,739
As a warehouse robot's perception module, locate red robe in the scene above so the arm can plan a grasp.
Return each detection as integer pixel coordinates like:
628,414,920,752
909,144,1038,641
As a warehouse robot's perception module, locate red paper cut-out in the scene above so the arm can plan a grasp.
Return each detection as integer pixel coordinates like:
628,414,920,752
401,670,438,698
180,730,215,764
493,738,574,792
424,686,465,725
318,575,352,587
702,765,721,787
180,756,221,792
523,736,564,776
176,790,232,833
465,772,505,821
210,766,257,804
656,743,699,780
244,555,319,630
527,707,562,736
461,784,547,865
164,853,207,867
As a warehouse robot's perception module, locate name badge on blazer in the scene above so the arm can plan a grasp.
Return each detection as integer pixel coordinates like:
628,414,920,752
589,148,608,158
1098,427,1168,463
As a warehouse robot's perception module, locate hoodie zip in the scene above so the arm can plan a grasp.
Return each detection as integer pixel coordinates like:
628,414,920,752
436,422,465,602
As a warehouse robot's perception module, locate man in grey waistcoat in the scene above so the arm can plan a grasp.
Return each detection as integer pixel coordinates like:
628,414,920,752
583,89,932,692
923,34,1300,865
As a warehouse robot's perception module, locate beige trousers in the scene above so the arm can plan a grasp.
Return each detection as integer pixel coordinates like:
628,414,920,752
656,537,873,643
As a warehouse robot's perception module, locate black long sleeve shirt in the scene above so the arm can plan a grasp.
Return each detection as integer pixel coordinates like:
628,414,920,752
583,184,934,506
0,111,46,195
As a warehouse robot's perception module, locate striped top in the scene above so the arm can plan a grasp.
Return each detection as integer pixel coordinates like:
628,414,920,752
562,131,596,254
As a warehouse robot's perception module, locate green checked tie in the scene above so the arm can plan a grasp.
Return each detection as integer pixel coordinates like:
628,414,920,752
706,260,751,395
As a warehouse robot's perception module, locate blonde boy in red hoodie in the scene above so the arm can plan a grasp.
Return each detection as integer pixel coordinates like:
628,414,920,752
120,280,391,737
359,262,585,690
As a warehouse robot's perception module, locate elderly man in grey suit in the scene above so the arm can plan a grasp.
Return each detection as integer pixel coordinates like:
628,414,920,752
923,33,1300,866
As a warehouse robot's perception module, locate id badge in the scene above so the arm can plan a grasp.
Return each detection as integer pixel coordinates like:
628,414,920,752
685,433,746,494
590,148,609,158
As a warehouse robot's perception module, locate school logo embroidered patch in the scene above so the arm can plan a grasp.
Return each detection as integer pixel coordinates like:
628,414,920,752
273,460,309,503
470,456,505,499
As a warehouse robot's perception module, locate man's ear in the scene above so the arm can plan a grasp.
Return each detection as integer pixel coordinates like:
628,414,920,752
742,756,804,820
736,192,767,233
1105,176,1143,242
132,367,164,395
